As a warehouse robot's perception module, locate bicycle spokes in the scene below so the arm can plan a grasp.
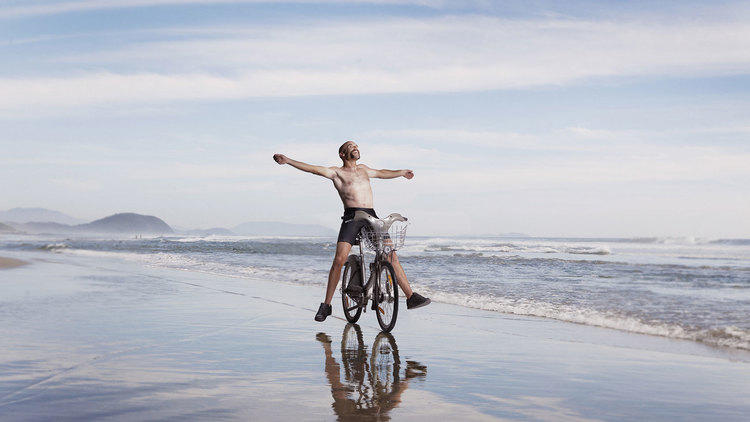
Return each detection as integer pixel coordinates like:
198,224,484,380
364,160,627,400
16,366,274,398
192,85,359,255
375,263,398,332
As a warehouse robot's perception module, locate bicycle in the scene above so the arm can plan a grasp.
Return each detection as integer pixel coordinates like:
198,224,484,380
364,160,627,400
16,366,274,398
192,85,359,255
340,211,409,332
341,323,402,396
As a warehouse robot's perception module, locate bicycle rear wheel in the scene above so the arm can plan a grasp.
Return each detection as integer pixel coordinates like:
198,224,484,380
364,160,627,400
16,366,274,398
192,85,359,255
341,323,366,380
341,255,363,323
374,261,398,332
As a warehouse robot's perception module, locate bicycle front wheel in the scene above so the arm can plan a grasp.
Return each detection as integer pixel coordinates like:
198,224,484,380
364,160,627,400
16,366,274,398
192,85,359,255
370,331,401,393
341,255,363,323
374,261,398,332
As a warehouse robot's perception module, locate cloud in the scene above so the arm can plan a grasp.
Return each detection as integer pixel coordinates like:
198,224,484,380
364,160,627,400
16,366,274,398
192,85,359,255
365,129,570,151
128,162,268,179
349,126,750,191
416,146,750,193
2,16,750,111
51,177,102,191
562,126,629,140
0,0,444,19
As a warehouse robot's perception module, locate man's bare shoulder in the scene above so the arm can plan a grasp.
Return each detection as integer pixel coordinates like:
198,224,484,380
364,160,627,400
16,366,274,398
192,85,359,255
357,163,375,173
357,164,376,177
326,165,344,179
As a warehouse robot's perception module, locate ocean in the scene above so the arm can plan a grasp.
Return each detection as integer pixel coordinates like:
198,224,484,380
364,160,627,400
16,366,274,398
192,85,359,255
2,234,749,351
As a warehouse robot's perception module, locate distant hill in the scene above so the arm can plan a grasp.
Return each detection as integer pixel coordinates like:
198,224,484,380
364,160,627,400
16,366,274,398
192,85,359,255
233,221,336,237
16,222,71,233
0,222,19,233
77,213,173,234
0,207,84,225
10,212,173,235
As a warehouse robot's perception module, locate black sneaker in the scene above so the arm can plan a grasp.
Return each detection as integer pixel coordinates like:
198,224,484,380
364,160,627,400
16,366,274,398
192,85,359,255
314,303,332,321
406,292,431,310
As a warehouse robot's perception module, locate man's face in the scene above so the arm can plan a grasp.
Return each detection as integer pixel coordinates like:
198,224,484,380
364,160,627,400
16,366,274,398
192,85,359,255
340,142,360,160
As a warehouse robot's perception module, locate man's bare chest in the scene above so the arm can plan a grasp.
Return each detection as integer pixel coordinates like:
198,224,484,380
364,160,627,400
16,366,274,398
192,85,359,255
336,169,371,190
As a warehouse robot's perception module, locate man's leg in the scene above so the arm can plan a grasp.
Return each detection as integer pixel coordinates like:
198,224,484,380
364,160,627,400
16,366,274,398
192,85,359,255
324,242,353,305
386,251,413,299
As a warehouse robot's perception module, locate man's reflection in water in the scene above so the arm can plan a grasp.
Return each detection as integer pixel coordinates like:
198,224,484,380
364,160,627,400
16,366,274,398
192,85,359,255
317,324,427,421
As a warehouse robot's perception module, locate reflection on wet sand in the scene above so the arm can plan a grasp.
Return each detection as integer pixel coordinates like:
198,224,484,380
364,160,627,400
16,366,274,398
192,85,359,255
317,324,427,421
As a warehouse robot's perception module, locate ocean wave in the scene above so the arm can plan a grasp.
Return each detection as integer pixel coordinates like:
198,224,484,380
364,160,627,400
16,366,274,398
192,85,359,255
415,288,750,350
618,236,750,246
530,236,750,246
565,245,611,255
409,253,616,266
603,236,713,245
710,239,750,246
423,242,611,255
614,237,698,244
42,238,336,256
26,238,750,272
58,247,326,287
39,242,69,251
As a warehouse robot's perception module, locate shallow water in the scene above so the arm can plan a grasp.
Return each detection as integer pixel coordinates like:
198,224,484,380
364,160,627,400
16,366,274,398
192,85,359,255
2,233,749,350
1,252,749,421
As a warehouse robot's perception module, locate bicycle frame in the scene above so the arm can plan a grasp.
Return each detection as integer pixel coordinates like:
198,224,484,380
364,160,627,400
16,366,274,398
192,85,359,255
353,240,383,313
351,229,401,308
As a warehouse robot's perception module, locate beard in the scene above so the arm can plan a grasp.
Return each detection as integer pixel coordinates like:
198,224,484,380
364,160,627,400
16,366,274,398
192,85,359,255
350,150,360,160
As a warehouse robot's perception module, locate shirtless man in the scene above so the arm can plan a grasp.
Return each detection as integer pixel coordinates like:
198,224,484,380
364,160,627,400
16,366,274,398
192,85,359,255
273,141,431,321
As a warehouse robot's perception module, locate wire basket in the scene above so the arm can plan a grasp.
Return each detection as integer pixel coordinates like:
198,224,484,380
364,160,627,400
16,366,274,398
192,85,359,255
359,221,408,255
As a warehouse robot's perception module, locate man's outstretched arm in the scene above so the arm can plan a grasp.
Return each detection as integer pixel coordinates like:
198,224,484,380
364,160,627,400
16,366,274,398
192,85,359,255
273,154,335,179
363,165,414,180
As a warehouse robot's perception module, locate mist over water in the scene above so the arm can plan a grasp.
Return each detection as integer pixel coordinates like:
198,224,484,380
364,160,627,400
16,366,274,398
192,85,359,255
3,234,749,350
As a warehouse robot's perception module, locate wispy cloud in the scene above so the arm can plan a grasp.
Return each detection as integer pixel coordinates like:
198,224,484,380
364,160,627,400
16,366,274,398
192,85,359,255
351,127,750,191
51,177,102,191
3,16,750,111
0,0,440,19
416,147,750,194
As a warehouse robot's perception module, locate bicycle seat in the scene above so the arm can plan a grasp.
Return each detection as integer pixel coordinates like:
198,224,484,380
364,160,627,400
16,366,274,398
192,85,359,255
353,211,407,232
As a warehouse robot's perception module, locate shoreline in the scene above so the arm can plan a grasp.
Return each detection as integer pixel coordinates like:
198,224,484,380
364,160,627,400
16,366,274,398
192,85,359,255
4,247,750,353
0,256,28,269
0,250,748,420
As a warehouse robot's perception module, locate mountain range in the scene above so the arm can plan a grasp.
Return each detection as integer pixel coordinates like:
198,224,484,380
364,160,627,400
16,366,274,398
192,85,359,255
0,208,336,237
7,212,173,235
0,222,19,233
0,207,84,225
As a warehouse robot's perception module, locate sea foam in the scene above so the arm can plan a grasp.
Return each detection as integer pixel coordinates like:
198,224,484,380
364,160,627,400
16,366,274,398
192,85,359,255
416,287,750,350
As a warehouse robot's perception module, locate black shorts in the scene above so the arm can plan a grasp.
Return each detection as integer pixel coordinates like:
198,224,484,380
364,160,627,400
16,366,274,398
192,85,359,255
337,207,378,245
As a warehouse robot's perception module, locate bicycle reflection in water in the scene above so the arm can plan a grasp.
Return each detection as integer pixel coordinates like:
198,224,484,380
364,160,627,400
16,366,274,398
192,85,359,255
316,324,428,421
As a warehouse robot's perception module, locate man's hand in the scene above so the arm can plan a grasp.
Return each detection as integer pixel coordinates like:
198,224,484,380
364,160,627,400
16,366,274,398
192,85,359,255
273,154,288,165
403,170,414,179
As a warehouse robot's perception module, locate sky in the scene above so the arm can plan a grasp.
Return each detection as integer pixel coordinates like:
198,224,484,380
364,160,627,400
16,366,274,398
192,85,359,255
1,0,749,237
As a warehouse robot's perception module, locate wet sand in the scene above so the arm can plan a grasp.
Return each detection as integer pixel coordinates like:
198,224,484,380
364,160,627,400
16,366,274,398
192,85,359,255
0,251,749,421
0,257,27,269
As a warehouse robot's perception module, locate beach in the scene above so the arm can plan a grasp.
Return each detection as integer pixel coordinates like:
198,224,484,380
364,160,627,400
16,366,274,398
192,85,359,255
0,249,748,421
